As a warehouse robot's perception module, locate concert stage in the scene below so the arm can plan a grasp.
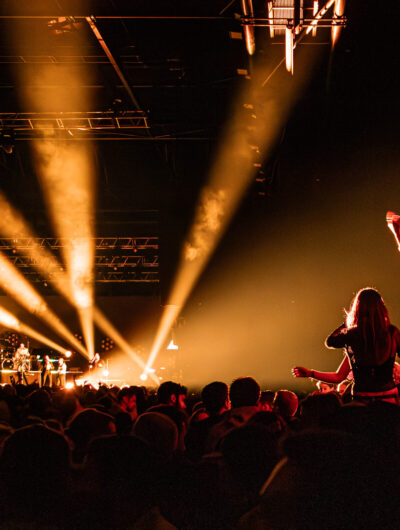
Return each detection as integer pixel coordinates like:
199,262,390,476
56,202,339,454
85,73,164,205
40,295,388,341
0,370,81,385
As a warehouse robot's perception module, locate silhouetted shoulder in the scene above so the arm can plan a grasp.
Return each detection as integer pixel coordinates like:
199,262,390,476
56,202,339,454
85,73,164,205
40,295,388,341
325,324,354,349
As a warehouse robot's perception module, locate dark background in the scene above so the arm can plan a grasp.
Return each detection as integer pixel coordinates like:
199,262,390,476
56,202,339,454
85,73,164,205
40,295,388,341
0,1,398,387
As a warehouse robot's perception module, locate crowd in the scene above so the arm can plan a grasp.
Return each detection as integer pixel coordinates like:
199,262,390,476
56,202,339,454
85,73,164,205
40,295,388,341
1,376,400,529
1,286,400,529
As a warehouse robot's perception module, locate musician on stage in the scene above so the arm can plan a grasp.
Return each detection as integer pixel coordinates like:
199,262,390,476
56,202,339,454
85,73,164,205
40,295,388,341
41,355,54,387
89,352,102,370
56,357,67,387
14,343,30,385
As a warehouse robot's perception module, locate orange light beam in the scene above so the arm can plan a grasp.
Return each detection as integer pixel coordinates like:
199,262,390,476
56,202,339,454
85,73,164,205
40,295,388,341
0,194,151,373
146,55,313,371
32,139,95,360
93,307,159,385
0,305,70,355
0,252,89,358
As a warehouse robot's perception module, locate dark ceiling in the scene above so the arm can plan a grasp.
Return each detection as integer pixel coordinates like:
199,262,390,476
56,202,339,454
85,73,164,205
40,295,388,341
0,0,398,295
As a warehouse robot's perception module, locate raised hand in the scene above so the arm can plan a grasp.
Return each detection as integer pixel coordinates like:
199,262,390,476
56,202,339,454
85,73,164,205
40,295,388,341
291,366,311,378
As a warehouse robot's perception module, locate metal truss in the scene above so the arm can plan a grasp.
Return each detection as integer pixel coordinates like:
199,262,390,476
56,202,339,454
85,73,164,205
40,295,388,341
0,237,159,284
0,237,158,250
0,111,148,132
0,54,143,65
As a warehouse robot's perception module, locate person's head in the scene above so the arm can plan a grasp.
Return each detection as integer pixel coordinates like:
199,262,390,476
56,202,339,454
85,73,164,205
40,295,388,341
117,387,137,412
229,377,260,408
346,287,389,330
133,411,178,459
58,358,64,366
157,381,187,410
316,381,334,393
19,343,24,348
201,381,229,415
260,390,276,411
273,390,298,420
346,287,391,362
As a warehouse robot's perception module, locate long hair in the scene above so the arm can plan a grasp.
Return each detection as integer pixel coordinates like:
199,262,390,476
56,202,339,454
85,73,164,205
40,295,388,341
345,288,390,364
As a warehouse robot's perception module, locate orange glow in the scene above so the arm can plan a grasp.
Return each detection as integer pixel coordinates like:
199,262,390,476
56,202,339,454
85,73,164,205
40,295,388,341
312,1,319,37
241,0,255,55
0,252,88,357
285,26,294,74
331,0,346,48
306,0,335,35
0,304,72,355
267,2,274,38
146,55,314,372
12,18,96,360
93,307,159,385
33,140,95,359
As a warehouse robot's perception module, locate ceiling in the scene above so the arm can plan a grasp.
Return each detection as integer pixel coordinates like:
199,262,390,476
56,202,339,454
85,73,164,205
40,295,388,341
0,0,397,295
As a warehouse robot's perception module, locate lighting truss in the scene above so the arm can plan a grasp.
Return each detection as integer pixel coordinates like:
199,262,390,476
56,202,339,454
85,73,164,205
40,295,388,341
0,238,159,284
241,0,346,70
0,111,148,132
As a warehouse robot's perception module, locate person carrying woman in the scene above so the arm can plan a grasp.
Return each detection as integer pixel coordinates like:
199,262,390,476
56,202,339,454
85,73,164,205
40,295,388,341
292,287,400,405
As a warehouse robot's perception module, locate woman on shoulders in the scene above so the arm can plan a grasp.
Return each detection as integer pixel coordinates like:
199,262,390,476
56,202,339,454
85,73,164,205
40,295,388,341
292,288,400,405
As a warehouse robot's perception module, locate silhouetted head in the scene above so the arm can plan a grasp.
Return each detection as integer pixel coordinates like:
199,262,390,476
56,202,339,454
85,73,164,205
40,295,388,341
157,381,187,410
346,288,391,363
201,381,229,415
229,377,260,408
346,288,389,330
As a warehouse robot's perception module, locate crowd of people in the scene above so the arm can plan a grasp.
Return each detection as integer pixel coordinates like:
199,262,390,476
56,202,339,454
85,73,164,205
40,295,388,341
0,375,400,529
1,286,400,528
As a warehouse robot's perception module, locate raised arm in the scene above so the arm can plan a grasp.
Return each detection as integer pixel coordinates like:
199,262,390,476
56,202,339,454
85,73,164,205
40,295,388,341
292,356,351,384
325,324,348,349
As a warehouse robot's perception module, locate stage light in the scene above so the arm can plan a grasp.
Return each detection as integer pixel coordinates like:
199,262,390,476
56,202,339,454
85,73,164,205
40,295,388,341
0,304,73,356
167,340,179,351
145,40,315,372
65,382,75,390
102,369,109,377
93,307,159,385
331,0,346,48
65,350,72,358
285,26,294,74
140,373,148,382
312,1,319,37
11,18,96,361
0,252,88,357
267,2,274,38
33,140,95,360
306,0,335,35
0,191,152,374
241,0,255,55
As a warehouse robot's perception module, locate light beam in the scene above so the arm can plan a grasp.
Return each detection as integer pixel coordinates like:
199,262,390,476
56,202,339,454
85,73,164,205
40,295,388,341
146,52,315,371
0,305,74,356
0,252,89,357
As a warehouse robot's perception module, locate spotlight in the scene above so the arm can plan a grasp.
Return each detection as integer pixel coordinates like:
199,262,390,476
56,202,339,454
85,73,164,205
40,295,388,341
65,350,72,358
140,373,148,381
102,369,109,377
167,340,179,351
65,382,74,390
